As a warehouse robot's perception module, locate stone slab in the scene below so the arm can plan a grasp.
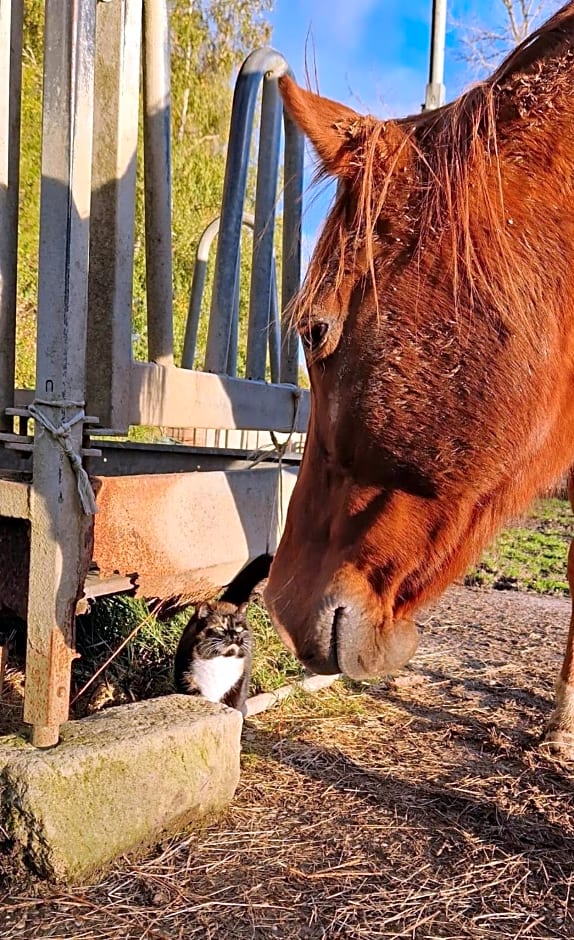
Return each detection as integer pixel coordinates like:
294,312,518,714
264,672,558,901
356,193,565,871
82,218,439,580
0,695,242,882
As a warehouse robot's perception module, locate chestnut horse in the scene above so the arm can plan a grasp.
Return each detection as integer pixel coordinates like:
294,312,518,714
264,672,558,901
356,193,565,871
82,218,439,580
266,2,574,754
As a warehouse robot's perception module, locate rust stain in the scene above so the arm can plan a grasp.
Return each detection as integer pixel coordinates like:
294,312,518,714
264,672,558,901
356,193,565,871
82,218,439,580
23,627,77,727
92,474,250,605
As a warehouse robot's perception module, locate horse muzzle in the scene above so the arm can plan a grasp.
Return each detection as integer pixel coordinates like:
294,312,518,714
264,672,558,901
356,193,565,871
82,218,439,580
265,585,420,679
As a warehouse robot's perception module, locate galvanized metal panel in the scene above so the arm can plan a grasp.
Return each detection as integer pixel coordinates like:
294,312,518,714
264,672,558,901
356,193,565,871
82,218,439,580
25,0,97,748
87,0,142,430
205,48,291,376
0,0,22,429
246,78,282,380
129,361,309,432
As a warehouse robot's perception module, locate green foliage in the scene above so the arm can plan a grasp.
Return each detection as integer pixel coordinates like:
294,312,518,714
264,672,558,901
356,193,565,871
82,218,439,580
75,595,189,703
17,0,273,386
133,0,274,371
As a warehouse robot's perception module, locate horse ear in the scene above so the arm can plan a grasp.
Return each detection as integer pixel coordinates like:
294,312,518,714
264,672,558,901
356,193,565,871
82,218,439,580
279,74,364,178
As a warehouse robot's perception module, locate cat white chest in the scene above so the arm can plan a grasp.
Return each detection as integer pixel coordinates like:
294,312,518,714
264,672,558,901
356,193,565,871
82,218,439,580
192,655,245,703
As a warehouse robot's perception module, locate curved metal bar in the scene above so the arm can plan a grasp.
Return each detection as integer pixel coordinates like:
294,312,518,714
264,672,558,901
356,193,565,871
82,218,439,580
245,76,282,380
182,213,255,372
280,98,305,385
268,261,281,384
204,47,290,375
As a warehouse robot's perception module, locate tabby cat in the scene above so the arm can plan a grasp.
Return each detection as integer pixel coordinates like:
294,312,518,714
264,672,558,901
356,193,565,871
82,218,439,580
174,600,253,715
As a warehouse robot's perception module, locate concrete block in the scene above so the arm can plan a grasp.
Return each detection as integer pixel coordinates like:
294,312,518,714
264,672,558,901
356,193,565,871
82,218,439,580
0,695,242,882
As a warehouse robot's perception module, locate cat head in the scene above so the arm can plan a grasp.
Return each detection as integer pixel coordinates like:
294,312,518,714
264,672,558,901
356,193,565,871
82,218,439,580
193,600,251,658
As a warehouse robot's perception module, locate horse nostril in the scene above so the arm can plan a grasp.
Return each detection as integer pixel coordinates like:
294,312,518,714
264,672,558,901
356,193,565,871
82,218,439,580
330,605,347,671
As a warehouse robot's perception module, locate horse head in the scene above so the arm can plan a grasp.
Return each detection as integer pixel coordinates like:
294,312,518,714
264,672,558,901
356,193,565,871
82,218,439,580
266,4,574,679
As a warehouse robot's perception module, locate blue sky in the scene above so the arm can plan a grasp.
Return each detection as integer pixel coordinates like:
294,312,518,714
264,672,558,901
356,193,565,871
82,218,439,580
269,0,553,116
268,1,558,244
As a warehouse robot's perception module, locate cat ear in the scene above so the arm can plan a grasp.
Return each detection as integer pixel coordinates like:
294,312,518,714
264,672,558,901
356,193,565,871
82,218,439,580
235,601,249,621
196,603,211,620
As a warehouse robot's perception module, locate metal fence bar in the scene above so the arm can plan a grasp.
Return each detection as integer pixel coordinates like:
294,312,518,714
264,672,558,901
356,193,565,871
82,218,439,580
227,259,240,376
182,217,220,369
280,98,304,385
245,77,282,380
24,0,97,748
183,213,258,372
204,47,290,375
0,0,22,431
87,0,141,430
268,261,280,384
143,0,174,365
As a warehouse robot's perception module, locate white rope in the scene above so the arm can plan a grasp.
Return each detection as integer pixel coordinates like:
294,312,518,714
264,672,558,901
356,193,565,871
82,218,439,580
28,398,98,515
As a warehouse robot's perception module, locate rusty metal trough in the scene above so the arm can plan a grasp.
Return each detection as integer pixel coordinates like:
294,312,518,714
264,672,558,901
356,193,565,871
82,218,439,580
0,0,308,747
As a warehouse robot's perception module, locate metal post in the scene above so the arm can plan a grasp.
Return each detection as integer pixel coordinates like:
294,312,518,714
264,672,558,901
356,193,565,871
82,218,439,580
87,0,141,430
268,261,281,384
227,258,240,377
280,106,304,385
245,78,282,381
182,213,257,372
424,0,447,111
0,0,22,430
204,48,290,375
24,0,97,748
143,0,174,365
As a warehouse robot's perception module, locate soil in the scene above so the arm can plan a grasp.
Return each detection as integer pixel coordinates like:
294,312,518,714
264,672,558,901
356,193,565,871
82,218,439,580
1,583,573,938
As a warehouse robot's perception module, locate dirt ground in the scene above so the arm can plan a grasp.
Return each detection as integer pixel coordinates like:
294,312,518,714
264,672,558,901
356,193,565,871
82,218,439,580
1,583,574,939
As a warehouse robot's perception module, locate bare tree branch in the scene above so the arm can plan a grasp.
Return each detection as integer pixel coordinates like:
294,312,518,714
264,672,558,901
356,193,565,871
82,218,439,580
453,0,556,78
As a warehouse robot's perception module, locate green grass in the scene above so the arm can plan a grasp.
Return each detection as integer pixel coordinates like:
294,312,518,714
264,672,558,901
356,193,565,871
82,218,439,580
74,597,189,707
74,594,303,711
465,497,571,595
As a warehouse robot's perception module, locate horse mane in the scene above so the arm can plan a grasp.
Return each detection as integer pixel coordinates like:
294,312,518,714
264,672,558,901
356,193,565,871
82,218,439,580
296,1,574,337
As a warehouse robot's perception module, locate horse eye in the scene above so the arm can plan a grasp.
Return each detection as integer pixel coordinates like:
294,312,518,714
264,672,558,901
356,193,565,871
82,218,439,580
302,320,329,351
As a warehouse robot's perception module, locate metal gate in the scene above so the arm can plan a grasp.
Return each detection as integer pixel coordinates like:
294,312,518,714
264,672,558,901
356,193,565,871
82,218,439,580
0,0,308,746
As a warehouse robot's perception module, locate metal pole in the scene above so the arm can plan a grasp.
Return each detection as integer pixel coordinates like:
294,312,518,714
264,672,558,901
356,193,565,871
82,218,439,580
245,77,282,381
87,0,141,430
25,0,97,747
204,48,290,375
0,0,22,430
280,103,304,385
182,213,257,371
268,260,281,384
424,0,447,111
143,0,174,365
